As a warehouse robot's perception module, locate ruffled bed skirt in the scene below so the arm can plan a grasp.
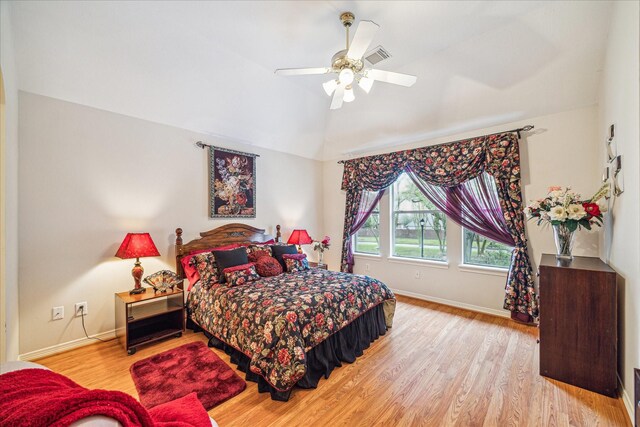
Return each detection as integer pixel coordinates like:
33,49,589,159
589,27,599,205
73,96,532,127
192,304,388,401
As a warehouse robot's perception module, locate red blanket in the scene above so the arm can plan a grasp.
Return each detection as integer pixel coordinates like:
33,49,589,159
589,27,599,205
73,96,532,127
0,368,211,427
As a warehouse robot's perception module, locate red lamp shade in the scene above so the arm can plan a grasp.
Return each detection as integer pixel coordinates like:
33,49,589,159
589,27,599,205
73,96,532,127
116,233,160,295
115,233,160,259
287,229,313,245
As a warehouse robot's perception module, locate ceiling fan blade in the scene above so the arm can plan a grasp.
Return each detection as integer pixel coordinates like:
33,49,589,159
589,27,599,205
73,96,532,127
347,20,379,60
358,76,374,94
330,84,345,110
274,67,331,76
368,69,417,87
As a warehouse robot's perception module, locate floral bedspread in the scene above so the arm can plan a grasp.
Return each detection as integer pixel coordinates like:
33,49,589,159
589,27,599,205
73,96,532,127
187,268,395,391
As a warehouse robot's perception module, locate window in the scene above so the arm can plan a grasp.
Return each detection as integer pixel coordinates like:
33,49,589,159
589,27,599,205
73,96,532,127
391,173,446,261
463,229,512,268
353,202,380,255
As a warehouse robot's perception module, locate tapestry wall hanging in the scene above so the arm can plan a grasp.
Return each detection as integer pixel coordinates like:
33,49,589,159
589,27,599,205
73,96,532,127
209,146,257,218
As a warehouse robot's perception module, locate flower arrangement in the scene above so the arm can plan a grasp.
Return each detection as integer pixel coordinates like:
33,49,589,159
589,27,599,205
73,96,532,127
524,184,609,231
313,236,330,266
313,236,331,253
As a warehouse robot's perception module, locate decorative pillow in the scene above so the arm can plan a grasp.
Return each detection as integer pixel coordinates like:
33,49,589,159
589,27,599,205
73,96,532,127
189,252,220,289
246,243,274,257
271,244,298,269
223,263,260,287
213,247,249,284
143,270,182,292
255,256,283,277
248,249,271,263
283,253,309,273
181,244,240,289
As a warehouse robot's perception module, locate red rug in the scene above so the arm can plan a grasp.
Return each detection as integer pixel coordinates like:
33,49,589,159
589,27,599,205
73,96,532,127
130,341,246,410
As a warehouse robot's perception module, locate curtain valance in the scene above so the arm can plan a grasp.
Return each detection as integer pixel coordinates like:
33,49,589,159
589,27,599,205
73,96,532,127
341,133,520,191
339,132,538,323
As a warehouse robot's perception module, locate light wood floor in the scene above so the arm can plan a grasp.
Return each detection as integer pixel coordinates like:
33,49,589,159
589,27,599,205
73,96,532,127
37,295,631,427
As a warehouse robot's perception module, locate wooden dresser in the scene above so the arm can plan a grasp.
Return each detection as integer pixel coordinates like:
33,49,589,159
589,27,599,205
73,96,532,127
539,254,618,397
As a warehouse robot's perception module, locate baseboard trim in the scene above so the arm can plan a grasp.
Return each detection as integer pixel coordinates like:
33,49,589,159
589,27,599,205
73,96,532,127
18,330,116,361
390,288,510,319
618,374,634,425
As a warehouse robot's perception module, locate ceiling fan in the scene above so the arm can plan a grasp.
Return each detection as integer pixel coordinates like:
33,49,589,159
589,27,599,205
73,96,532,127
275,12,417,110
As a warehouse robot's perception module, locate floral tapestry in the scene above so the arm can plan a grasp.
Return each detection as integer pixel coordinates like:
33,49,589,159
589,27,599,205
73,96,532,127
209,147,256,218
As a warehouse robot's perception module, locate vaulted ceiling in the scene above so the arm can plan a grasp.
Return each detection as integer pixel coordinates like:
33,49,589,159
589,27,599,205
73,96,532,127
9,1,613,160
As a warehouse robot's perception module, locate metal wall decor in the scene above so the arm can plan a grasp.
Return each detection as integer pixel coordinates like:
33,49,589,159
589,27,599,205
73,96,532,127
612,155,623,196
196,142,258,218
606,123,617,162
604,124,623,196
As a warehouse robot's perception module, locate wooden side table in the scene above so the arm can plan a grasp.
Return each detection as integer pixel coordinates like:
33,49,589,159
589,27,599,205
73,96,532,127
115,287,185,355
308,261,328,270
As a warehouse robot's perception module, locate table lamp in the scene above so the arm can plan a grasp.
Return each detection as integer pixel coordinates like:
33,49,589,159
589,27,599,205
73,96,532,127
287,229,313,253
115,233,160,294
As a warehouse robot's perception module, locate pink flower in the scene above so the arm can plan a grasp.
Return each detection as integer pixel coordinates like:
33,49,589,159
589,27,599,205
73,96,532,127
278,349,291,366
548,186,562,192
286,311,297,323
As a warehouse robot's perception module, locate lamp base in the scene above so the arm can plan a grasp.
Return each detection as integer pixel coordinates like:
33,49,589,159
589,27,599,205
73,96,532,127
129,258,146,295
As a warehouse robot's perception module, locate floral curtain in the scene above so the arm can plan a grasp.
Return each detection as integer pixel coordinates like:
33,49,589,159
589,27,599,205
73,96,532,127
340,133,538,323
340,190,384,273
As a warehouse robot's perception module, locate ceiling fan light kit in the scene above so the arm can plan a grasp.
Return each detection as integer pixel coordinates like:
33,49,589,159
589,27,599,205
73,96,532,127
275,11,417,110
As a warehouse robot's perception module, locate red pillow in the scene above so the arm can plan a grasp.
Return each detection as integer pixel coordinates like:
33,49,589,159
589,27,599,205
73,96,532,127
248,249,271,263
255,256,283,277
181,244,240,290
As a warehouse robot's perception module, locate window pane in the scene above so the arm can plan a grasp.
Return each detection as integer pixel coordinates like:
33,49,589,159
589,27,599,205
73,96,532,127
392,212,447,261
392,173,446,261
354,209,380,255
463,229,512,268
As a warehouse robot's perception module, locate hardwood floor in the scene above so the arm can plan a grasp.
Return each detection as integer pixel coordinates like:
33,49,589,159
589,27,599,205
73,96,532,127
36,295,631,426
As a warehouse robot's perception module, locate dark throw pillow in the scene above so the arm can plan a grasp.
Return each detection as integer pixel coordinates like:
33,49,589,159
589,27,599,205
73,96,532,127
223,263,260,287
271,244,298,269
255,256,284,277
283,253,310,273
212,247,249,284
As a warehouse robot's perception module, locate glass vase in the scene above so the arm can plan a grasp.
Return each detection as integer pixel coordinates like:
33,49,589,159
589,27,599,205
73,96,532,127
318,251,325,267
552,223,576,260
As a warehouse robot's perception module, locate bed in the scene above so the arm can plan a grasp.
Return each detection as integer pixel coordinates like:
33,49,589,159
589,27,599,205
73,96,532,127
174,224,396,401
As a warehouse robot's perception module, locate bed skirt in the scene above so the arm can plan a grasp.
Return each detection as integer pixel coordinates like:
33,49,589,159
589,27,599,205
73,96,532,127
194,303,389,401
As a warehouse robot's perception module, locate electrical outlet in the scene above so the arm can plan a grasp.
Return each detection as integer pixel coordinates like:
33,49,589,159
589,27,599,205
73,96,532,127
52,306,64,320
75,302,88,317
365,263,370,272
414,270,421,279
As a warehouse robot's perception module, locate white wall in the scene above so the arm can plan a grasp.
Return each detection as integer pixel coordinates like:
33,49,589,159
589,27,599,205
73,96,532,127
17,92,324,356
323,106,602,315
1,0,20,362
598,1,639,419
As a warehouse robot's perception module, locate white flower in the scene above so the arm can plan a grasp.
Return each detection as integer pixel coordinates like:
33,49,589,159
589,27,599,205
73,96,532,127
548,205,567,221
597,198,608,213
524,207,532,219
528,200,540,209
549,190,564,199
567,204,586,220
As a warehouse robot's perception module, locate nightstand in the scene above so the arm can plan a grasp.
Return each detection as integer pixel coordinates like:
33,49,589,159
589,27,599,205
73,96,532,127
308,261,328,270
115,287,184,355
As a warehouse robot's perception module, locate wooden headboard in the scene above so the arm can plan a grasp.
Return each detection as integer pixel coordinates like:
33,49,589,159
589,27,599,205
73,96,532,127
175,223,281,281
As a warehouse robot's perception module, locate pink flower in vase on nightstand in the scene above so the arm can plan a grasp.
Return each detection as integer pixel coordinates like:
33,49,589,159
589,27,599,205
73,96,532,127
313,236,330,266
